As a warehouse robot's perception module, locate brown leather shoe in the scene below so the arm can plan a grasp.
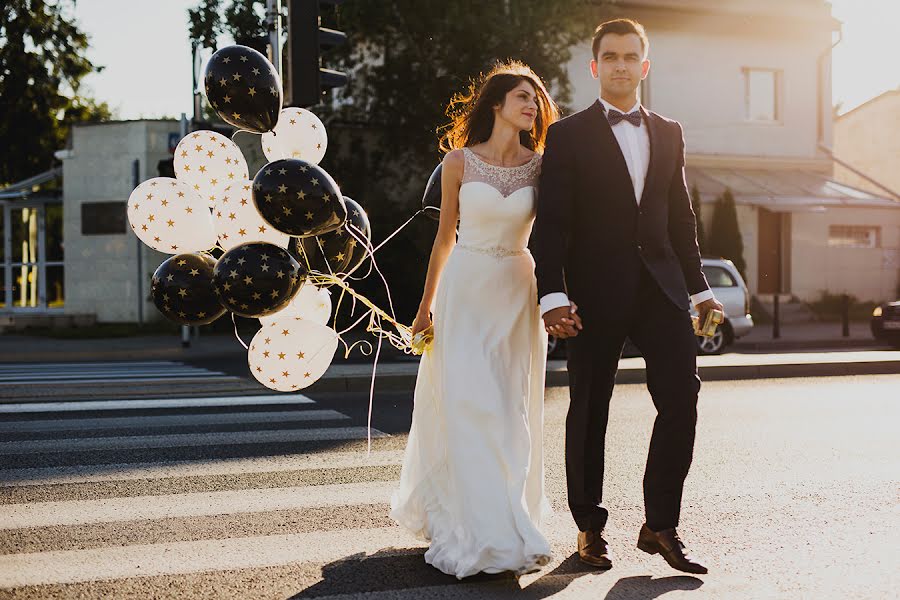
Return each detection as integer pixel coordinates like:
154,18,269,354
577,530,612,569
637,524,708,574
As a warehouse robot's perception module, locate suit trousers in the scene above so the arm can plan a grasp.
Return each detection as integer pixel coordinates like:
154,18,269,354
564,264,701,533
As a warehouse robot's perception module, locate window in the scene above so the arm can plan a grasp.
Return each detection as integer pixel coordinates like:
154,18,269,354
703,266,737,288
828,225,881,248
743,68,780,122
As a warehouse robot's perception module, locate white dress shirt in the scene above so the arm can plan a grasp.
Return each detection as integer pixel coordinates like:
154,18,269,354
539,97,714,317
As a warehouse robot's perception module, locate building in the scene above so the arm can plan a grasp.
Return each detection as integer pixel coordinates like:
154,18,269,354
567,0,900,303
0,167,65,322
832,89,900,199
0,118,276,327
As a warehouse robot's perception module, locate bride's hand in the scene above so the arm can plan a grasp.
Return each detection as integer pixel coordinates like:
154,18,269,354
411,311,433,337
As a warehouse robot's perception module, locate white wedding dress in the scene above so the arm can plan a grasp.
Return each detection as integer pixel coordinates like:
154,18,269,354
390,147,552,578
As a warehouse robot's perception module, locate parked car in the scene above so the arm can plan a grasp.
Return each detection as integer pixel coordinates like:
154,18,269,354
871,300,900,349
691,257,754,354
547,257,754,358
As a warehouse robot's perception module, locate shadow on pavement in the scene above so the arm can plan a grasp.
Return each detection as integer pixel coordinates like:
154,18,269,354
290,549,703,599
604,575,704,599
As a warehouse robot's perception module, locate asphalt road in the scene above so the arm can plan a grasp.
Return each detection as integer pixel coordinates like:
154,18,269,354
0,374,897,599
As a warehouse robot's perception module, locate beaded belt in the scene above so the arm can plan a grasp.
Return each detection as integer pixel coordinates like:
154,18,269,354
456,243,525,259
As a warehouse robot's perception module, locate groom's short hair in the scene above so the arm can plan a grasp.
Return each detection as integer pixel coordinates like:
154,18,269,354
592,19,649,59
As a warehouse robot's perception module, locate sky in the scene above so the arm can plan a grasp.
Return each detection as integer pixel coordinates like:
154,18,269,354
72,0,900,120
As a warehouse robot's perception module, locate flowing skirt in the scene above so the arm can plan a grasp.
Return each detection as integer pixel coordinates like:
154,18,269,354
390,247,552,579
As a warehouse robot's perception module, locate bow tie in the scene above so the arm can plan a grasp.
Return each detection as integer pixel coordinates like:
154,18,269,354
607,109,642,127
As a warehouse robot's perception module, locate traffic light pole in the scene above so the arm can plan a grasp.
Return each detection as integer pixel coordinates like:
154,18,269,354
266,0,284,77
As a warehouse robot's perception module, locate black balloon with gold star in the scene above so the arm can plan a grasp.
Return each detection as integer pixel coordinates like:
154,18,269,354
252,159,347,238
151,253,226,325
293,197,371,277
212,241,305,318
203,45,282,134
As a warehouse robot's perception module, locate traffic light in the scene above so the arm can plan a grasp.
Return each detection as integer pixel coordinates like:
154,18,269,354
286,0,348,108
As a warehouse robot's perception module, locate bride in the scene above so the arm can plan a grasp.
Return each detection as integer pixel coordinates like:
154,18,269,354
390,61,577,578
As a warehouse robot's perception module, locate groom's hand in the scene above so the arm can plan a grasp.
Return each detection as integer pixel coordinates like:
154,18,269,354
543,303,582,338
695,297,724,327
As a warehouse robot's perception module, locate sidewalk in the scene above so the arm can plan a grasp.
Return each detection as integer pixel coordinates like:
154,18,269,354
1,323,897,395
732,321,878,351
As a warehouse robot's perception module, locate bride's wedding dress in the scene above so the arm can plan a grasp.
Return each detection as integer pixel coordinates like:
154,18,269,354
391,147,552,578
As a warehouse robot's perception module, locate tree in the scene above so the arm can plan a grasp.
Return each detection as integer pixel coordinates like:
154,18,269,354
0,0,112,186
707,188,746,277
188,0,268,54
188,0,598,320
690,183,706,254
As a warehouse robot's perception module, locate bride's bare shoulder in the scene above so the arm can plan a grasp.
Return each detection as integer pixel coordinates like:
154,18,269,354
442,148,466,175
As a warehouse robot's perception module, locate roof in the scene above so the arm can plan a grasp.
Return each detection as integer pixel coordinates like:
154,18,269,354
601,0,839,27
685,166,899,211
836,89,900,121
0,167,63,200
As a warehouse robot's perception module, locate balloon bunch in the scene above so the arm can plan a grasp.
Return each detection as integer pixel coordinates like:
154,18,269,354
127,44,409,394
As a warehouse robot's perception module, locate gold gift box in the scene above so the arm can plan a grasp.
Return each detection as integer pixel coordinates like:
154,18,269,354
692,309,724,338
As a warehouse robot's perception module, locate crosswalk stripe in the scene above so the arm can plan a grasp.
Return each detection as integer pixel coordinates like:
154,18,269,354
0,526,419,588
0,371,229,381
0,366,219,374
0,409,350,433
0,373,240,387
0,450,406,487
0,394,316,414
0,361,186,370
0,426,388,455
0,480,398,529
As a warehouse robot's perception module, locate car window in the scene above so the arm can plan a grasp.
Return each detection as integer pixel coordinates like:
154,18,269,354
704,266,737,288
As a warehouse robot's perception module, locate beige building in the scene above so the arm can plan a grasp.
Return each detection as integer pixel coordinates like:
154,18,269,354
832,89,900,198
567,0,900,303
0,118,274,326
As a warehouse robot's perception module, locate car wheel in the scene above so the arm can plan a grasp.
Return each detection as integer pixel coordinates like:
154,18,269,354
697,328,725,355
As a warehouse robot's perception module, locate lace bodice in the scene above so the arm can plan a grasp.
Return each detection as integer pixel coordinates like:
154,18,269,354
460,148,541,198
455,147,542,254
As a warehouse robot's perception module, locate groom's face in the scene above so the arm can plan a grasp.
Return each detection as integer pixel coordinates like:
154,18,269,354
590,33,650,99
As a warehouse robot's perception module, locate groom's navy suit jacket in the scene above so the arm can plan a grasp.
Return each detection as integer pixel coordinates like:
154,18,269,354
534,100,708,315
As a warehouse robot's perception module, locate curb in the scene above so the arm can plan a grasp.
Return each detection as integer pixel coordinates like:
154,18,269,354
731,339,880,352
308,360,900,393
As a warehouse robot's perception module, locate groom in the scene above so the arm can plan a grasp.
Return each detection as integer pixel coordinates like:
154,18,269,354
534,19,721,575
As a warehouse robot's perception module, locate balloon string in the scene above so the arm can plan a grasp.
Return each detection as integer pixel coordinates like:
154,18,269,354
340,225,398,321
306,272,412,352
367,326,383,456
372,209,425,254
338,307,373,337
231,313,249,350
230,129,258,143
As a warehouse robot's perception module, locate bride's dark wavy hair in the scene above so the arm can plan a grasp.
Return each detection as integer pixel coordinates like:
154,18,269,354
439,60,559,154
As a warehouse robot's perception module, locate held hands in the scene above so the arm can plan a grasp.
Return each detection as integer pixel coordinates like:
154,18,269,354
543,301,583,338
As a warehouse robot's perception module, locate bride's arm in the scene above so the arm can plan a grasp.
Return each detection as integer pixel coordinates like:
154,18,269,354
412,149,463,335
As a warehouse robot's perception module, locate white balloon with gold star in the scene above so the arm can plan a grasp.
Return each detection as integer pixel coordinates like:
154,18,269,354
174,130,249,208
258,284,332,327
214,178,290,251
261,107,328,164
127,177,217,254
248,317,338,391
